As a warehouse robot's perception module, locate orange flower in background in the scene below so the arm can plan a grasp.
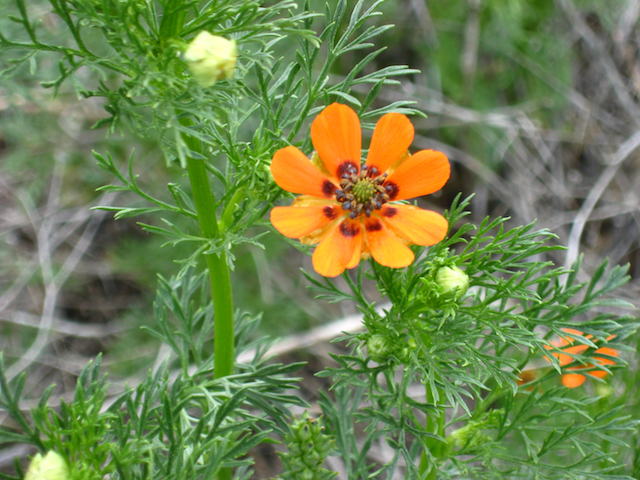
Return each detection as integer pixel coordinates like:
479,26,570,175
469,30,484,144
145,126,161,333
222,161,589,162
545,328,618,388
270,103,450,277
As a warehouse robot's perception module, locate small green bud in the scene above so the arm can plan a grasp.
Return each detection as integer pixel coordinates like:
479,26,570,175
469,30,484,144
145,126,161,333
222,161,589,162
367,334,393,361
448,425,490,449
24,452,69,480
446,410,501,450
435,265,469,299
184,31,237,87
595,382,613,398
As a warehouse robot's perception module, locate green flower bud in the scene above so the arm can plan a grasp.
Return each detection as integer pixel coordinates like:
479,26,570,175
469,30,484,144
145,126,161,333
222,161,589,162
446,410,501,450
595,382,613,398
184,31,236,87
448,425,490,449
435,265,469,299
24,451,69,480
367,334,393,361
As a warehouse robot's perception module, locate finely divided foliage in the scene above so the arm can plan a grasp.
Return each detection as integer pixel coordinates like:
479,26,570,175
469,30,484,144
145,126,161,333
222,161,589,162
315,195,638,479
0,1,638,480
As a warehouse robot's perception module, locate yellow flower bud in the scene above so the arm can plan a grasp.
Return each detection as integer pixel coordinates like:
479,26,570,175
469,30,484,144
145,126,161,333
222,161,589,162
24,451,69,480
184,31,237,87
435,265,469,299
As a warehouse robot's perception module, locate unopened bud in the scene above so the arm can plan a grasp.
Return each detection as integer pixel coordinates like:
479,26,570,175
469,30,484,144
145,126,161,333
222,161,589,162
367,334,392,361
184,31,236,87
24,451,69,480
447,410,501,450
448,425,490,450
435,266,469,299
595,382,613,398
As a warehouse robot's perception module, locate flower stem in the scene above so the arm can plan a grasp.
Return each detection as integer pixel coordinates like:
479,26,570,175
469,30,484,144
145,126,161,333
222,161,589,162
186,156,233,480
161,4,233,479
185,156,235,380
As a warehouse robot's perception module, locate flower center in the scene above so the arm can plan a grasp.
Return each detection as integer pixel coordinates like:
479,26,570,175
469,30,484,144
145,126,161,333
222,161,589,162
335,165,392,219
352,178,376,204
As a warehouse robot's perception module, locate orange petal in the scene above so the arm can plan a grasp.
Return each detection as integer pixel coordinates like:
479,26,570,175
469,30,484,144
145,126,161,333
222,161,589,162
557,344,589,366
363,217,414,268
384,150,450,201
379,205,448,246
517,369,539,386
271,146,338,198
311,103,361,180
291,195,341,208
589,368,610,380
562,344,590,356
561,328,585,338
562,373,585,388
595,346,618,358
345,237,363,269
366,113,414,174
592,349,618,378
271,204,342,239
312,219,362,277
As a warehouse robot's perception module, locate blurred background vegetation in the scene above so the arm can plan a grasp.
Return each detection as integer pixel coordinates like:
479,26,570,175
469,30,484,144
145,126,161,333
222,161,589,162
1,0,639,477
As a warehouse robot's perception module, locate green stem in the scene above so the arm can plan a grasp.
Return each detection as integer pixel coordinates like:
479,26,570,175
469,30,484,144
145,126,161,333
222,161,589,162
418,333,446,479
181,125,232,480
419,381,445,479
185,157,235,380
162,4,233,479
186,156,233,480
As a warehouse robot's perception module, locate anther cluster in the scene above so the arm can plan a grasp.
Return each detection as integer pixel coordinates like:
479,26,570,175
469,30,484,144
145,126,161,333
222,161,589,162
335,165,393,219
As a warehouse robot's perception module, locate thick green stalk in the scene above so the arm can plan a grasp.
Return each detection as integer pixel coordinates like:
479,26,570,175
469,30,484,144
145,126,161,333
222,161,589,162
161,4,233,479
185,157,235,380
186,156,233,480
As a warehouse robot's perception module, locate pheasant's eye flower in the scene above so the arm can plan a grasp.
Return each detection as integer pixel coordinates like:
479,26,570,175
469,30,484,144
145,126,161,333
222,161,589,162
545,328,618,388
270,103,450,277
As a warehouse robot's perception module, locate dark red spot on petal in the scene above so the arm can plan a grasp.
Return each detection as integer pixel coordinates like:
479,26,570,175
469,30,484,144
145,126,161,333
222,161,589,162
364,218,383,232
339,220,360,238
321,180,335,197
385,182,399,200
323,206,337,220
382,207,397,218
337,161,358,177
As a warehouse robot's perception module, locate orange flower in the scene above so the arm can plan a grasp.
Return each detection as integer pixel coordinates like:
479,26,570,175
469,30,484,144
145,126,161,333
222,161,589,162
545,328,618,388
269,103,450,277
